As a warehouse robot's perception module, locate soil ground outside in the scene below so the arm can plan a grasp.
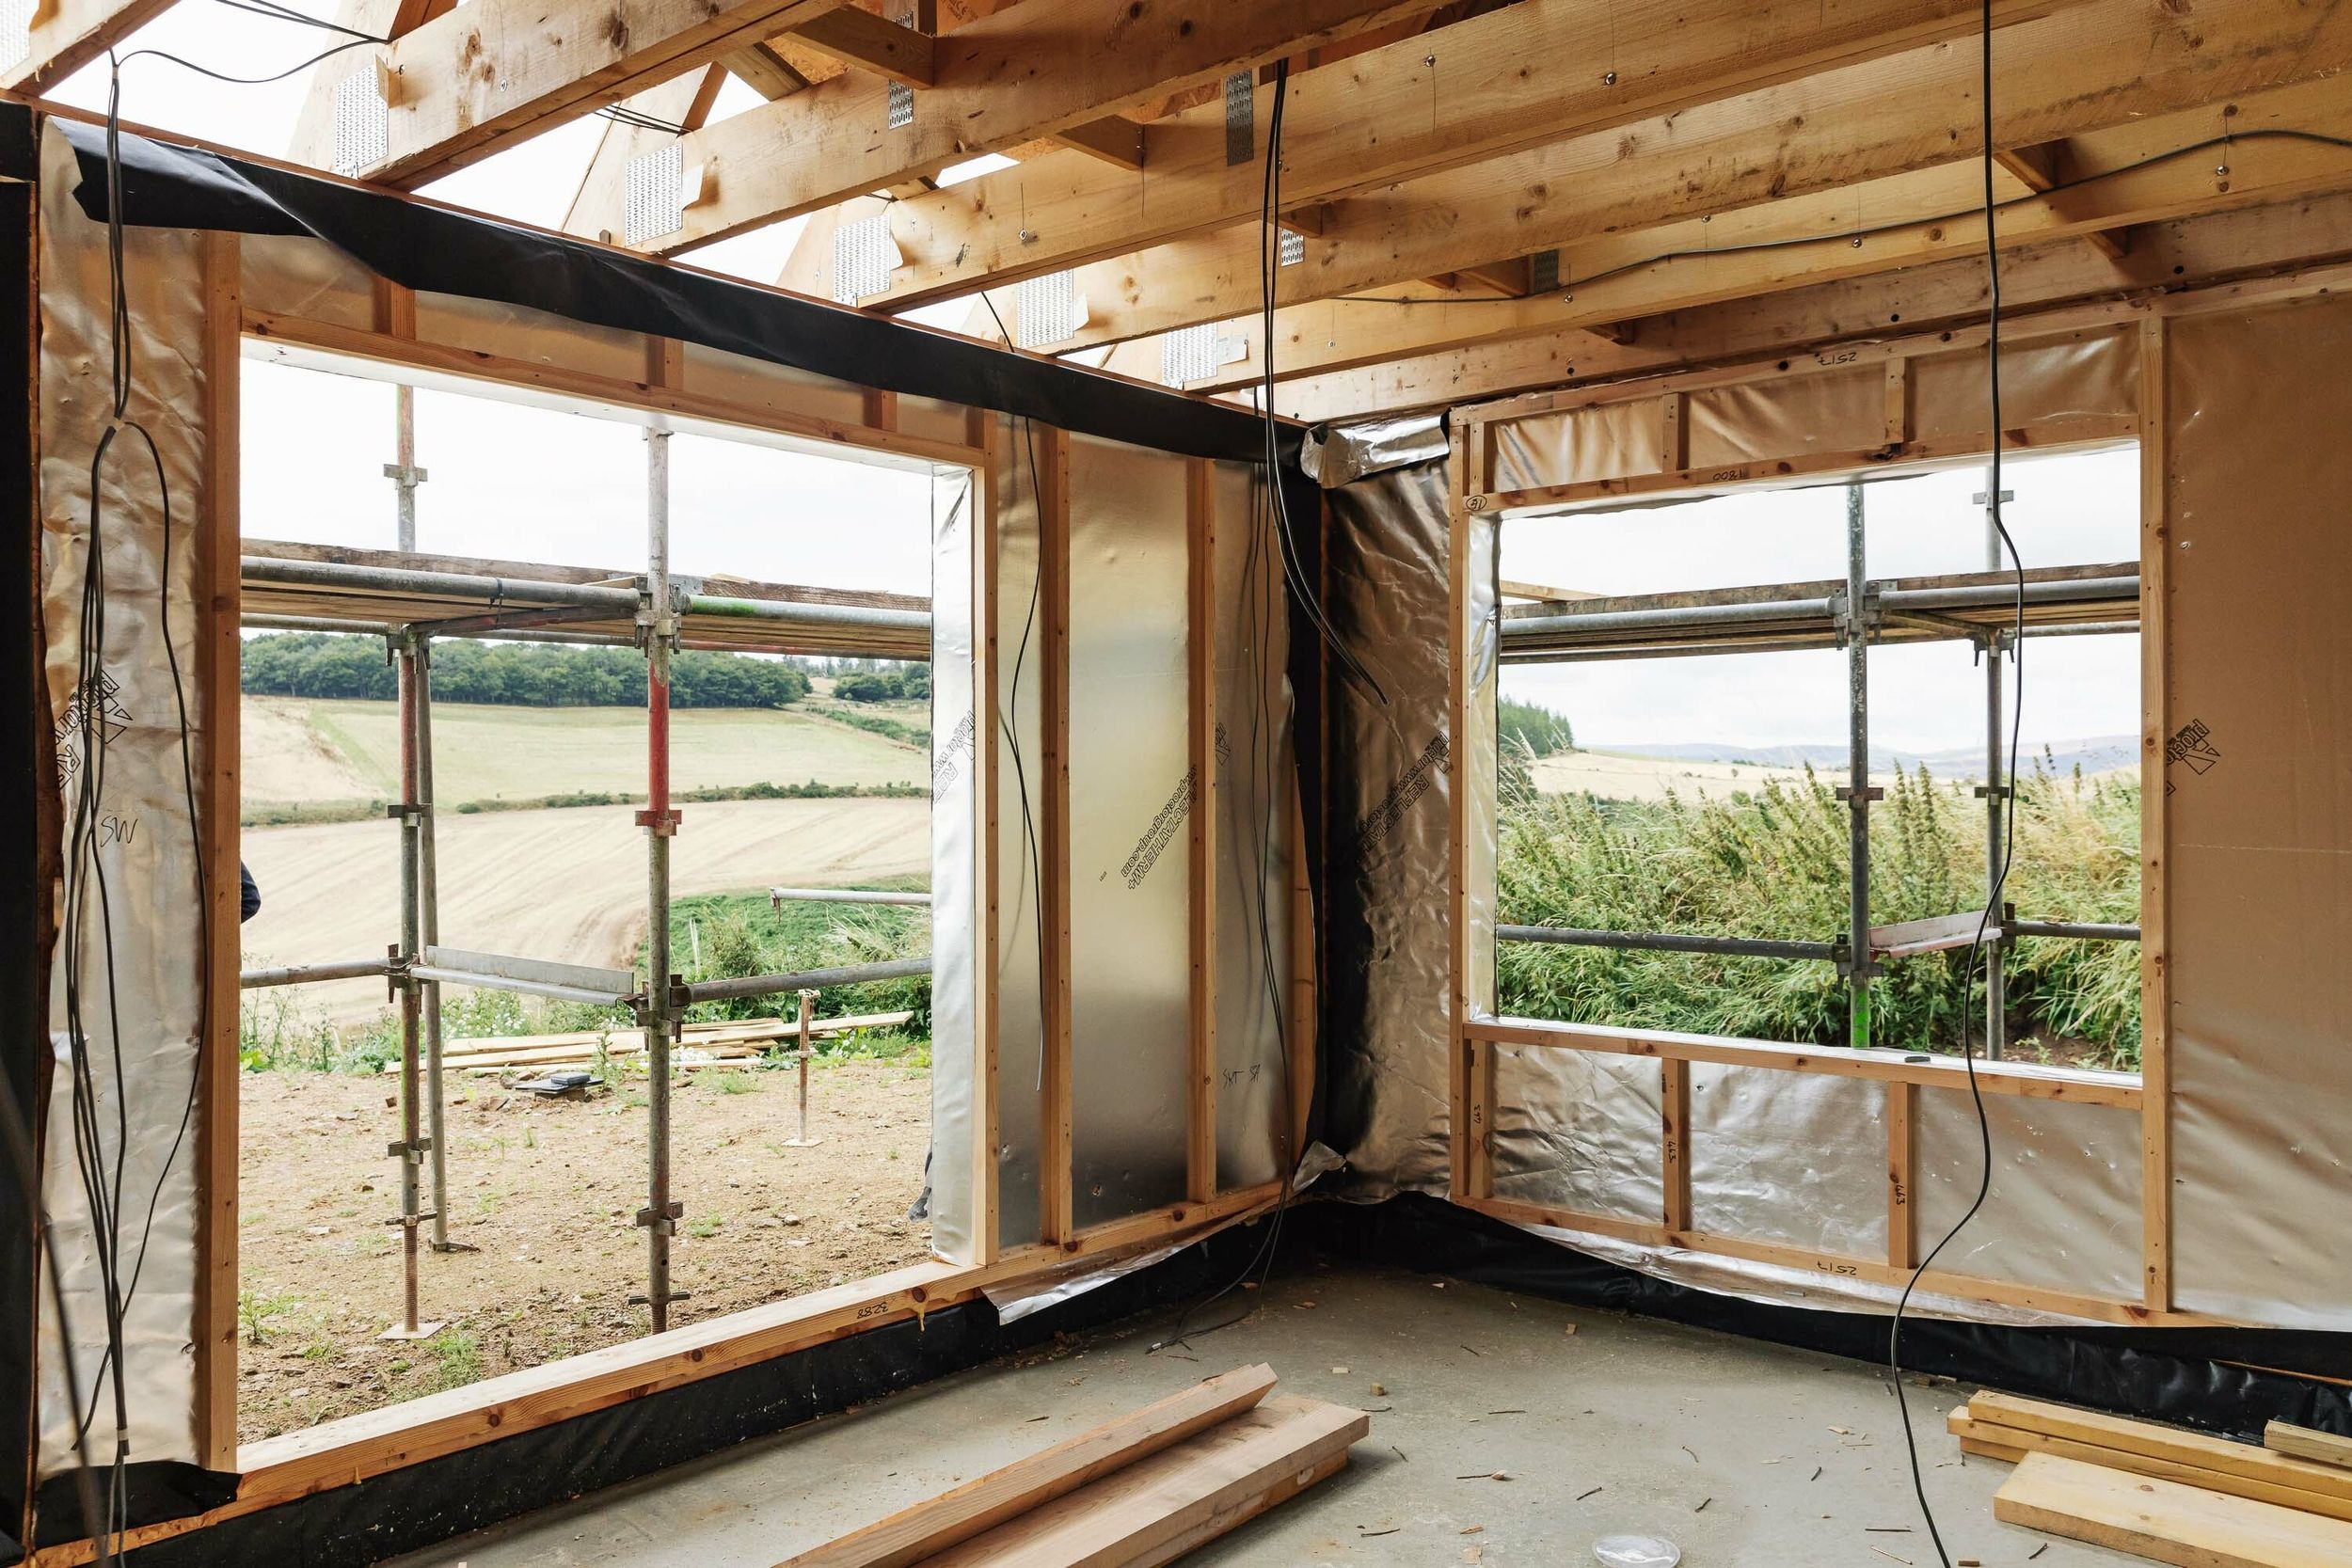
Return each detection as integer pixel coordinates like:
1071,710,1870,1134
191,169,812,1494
236,1057,933,1445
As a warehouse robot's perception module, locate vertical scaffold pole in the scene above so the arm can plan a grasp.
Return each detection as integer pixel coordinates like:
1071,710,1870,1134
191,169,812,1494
1839,484,1878,1048
1974,465,2015,1062
382,631,440,1339
636,429,681,1331
414,639,454,1246
387,384,455,1247
1982,628,2010,1061
786,989,822,1148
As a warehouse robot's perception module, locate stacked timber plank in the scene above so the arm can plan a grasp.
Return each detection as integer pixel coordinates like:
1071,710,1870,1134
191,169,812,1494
1953,1389,2352,1564
777,1364,1366,1568
389,1011,915,1074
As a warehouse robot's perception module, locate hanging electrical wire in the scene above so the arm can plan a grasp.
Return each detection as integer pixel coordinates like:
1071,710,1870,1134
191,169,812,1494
1886,5,2028,1565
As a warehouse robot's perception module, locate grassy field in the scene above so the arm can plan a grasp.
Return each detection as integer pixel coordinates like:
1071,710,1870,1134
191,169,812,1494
243,696,926,819
239,796,930,1023
1498,762,2143,1066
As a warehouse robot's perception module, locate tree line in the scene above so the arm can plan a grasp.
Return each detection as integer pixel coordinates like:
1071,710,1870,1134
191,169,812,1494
241,633,813,709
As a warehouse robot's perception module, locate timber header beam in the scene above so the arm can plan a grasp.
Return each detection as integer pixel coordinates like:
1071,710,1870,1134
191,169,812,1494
572,0,1439,252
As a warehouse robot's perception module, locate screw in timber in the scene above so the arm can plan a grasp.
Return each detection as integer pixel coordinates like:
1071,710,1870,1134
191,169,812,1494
1603,70,1617,86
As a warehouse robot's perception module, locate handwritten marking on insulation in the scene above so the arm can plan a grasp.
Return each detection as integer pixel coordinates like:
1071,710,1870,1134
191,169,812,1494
1120,769,1196,889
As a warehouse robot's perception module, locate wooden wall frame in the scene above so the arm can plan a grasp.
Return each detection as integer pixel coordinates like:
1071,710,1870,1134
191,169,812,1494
1438,279,2282,1332
52,247,1311,1565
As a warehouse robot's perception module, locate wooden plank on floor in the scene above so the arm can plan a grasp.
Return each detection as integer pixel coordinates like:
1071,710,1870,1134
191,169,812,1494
2266,1422,2352,1473
1971,1393,2352,1507
1951,1412,2352,1527
1994,1452,2352,1568
919,1395,1368,1567
777,1365,1278,1568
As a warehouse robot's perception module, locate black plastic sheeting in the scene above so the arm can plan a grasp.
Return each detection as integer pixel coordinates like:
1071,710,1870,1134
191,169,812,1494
1313,1195,2352,1444
2,154,46,1566
10,103,1293,472
32,1197,2352,1564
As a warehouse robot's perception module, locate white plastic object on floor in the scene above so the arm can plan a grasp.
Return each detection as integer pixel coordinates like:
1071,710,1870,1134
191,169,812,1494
1593,1534,1681,1568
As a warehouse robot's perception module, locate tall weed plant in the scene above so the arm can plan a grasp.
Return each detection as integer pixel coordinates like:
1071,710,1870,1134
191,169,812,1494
1497,754,2142,1065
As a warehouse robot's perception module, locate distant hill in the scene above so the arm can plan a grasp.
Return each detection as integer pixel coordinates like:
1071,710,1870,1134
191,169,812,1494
1581,735,2137,778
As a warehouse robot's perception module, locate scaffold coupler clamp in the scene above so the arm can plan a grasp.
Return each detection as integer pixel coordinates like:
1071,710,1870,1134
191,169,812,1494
385,942,413,1000
634,1199,684,1237
1833,935,1877,984
1830,582,1882,647
634,806,681,836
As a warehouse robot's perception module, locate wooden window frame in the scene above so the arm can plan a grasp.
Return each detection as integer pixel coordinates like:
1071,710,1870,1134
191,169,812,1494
1444,293,2232,1330
140,236,1302,1562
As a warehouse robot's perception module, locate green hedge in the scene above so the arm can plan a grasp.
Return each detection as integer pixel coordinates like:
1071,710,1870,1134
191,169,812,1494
242,632,810,708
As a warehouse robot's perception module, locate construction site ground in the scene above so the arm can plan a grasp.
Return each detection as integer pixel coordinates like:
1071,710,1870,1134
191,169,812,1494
235,1055,933,1444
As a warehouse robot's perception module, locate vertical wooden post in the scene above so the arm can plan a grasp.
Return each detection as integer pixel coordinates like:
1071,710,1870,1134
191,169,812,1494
1038,427,1073,1247
1288,787,1316,1169
194,230,243,1471
967,407,1001,1264
1661,1058,1692,1235
864,387,899,432
645,335,685,391
1886,1081,1916,1270
2137,316,2172,1314
1447,422,1476,1200
1184,459,1218,1202
1658,391,1688,472
1883,356,1911,446
370,277,416,340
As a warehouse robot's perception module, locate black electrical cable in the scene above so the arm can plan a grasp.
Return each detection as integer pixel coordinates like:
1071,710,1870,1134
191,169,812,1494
1150,62,1340,1357
597,104,691,136
207,0,389,42
976,296,1052,1102
1886,6,2026,1565
1252,65,1388,709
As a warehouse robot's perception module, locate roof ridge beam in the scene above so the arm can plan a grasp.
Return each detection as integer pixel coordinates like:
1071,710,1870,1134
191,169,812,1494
568,0,1438,251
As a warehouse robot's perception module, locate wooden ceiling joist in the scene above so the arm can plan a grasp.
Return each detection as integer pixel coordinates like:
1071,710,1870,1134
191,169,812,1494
1125,71,2352,394
289,0,863,184
568,0,1441,253
0,0,175,93
1263,188,2352,420
783,4,936,87
1012,0,2352,358
775,0,2066,310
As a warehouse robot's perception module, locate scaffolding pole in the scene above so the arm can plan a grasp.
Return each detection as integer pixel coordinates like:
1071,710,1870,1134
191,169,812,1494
1981,628,2010,1061
636,429,682,1331
1839,484,1877,1049
412,638,459,1247
383,635,441,1340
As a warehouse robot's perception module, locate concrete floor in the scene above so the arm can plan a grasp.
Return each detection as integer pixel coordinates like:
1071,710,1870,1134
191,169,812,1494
385,1261,2130,1568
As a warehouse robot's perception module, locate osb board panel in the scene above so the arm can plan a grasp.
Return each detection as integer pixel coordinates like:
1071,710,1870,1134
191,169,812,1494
2164,294,2352,1329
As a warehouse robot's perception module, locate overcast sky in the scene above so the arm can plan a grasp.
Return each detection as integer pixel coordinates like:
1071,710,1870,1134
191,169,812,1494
1501,447,2142,754
59,3,2142,752
60,0,994,599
